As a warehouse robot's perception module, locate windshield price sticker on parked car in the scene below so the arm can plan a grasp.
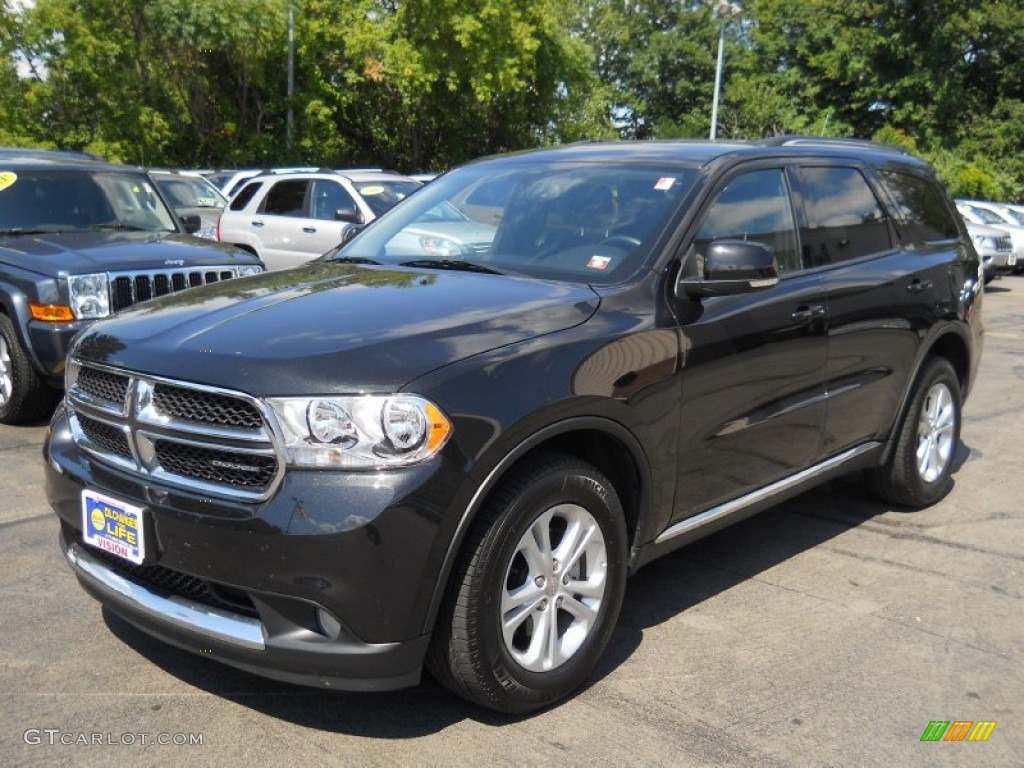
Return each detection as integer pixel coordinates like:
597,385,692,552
0,171,16,192
81,490,146,564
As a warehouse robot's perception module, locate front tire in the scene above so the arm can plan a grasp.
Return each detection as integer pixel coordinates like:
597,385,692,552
867,357,961,508
0,313,57,425
428,452,628,714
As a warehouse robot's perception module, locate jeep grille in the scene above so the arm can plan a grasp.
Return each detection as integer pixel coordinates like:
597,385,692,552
67,363,282,502
109,267,244,313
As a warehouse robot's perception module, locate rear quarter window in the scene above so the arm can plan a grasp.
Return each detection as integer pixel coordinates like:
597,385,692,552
876,170,960,245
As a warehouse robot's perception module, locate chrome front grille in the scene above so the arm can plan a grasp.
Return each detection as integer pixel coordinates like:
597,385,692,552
109,266,244,313
995,236,1012,252
67,362,282,501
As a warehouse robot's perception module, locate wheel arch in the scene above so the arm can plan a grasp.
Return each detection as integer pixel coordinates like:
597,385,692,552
422,416,652,635
880,327,970,465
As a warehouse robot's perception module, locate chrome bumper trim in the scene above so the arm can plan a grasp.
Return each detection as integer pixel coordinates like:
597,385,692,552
65,544,266,651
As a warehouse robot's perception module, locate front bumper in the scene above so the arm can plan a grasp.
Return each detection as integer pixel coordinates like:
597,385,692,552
45,405,462,691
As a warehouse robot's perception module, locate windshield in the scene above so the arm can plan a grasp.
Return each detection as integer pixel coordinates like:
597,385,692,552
0,169,178,233
153,175,227,209
966,205,1003,225
353,180,422,217
333,161,697,284
997,206,1024,226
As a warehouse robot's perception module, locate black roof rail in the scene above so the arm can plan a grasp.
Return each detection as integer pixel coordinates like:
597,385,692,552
758,135,911,155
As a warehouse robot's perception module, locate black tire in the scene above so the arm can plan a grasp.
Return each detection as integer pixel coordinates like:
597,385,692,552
427,452,628,714
866,357,961,508
0,313,58,425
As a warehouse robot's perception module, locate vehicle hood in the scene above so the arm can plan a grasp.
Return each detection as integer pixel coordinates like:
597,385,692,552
0,231,255,276
72,262,600,393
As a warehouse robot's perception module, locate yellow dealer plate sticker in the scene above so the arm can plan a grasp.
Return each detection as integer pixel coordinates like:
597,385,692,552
0,171,16,192
360,185,385,195
82,489,146,564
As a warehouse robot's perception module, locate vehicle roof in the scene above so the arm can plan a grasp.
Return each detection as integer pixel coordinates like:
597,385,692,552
463,137,931,171
244,169,419,184
0,152,143,174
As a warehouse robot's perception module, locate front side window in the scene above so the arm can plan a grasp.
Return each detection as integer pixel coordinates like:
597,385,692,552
795,167,892,265
877,170,959,245
262,180,309,217
693,168,801,274
333,162,697,285
0,170,177,233
311,180,357,221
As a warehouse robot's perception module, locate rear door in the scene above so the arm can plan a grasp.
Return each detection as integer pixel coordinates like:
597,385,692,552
790,163,961,453
670,164,830,520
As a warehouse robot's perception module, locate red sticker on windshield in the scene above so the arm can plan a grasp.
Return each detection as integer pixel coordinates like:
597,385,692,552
587,255,611,270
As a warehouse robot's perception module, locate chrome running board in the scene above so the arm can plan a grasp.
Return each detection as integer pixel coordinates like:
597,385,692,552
655,442,880,545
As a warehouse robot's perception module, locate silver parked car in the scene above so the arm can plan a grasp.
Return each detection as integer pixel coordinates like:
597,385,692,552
150,170,227,240
217,170,421,271
965,221,1015,284
957,201,1024,270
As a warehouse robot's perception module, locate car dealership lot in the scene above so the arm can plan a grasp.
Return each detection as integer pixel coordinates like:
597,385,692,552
2,284,1022,767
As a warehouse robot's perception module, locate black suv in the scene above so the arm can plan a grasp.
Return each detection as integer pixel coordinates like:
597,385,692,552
0,151,264,423
44,138,983,714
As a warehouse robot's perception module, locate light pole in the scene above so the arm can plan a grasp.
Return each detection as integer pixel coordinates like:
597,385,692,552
709,0,741,141
286,2,295,151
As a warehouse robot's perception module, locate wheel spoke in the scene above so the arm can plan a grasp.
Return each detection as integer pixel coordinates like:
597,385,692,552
556,515,597,577
564,577,605,600
543,603,560,669
560,595,598,626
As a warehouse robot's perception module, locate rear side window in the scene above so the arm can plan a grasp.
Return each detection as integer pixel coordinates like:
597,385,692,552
230,182,263,211
795,167,892,266
877,170,959,245
262,180,309,217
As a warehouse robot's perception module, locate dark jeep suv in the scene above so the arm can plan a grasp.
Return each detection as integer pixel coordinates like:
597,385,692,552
0,151,264,423
44,138,982,713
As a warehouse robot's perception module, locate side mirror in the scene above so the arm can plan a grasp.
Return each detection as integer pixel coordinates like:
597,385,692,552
179,214,202,234
676,240,779,299
334,206,364,225
339,224,365,245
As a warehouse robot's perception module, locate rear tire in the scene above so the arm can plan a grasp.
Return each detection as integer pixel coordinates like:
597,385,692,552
866,357,961,508
428,452,627,714
0,313,58,425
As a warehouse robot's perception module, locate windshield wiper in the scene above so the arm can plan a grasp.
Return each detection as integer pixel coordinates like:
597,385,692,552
0,227,64,236
400,258,504,275
87,223,150,232
328,256,382,266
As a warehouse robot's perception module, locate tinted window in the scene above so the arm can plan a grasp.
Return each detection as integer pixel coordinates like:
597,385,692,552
694,169,801,274
262,180,308,217
877,170,959,244
230,182,263,211
795,167,891,265
311,180,357,221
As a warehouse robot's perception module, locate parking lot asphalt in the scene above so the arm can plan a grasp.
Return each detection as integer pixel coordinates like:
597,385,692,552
1,280,1022,768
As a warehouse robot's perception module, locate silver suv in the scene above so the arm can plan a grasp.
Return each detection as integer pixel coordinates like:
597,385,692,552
217,170,421,270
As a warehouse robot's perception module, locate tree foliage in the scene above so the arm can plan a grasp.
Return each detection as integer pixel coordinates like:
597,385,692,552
0,0,1021,196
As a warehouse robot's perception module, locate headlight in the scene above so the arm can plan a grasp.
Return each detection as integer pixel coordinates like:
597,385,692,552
266,394,451,468
68,273,110,319
973,235,994,248
419,236,466,258
235,265,264,277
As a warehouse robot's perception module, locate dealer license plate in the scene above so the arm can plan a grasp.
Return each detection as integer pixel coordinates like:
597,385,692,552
82,490,146,565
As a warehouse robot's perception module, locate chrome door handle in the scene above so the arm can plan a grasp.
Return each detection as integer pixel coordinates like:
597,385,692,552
907,279,933,293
